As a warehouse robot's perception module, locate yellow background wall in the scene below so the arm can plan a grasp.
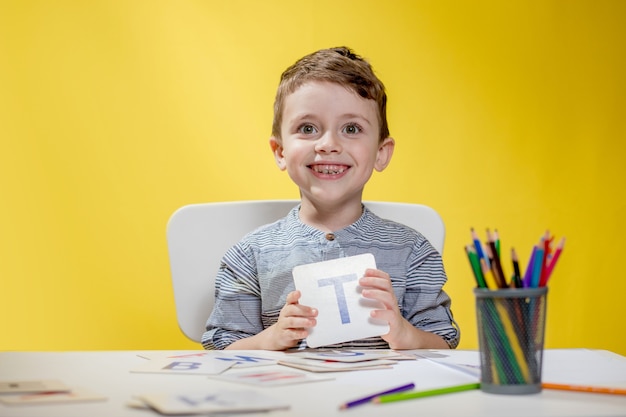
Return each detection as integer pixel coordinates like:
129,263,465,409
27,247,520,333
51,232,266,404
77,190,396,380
1,1,625,354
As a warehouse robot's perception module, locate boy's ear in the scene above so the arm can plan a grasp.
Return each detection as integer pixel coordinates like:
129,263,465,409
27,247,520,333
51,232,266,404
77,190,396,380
374,137,395,172
269,137,287,171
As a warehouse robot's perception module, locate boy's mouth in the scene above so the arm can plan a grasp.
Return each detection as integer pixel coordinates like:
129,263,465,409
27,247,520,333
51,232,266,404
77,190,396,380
309,164,349,175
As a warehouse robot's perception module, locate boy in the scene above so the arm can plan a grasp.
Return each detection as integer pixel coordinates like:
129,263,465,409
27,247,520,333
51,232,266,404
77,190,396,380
202,47,459,351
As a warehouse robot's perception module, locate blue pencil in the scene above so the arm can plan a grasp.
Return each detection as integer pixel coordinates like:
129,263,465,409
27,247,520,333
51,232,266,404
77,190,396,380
531,246,544,288
471,228,490,269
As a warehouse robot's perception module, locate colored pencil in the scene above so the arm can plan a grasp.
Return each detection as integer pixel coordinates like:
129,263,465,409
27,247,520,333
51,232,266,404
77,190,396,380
538,232,553,287
511,247,523,288
471,228,490,269
542,382,626,396
494,229,501,257
465,245,487,288
480,258,497,289
482,298,524,384
531,245,544,288
374,383,480,403
523,246,537,288
339,383,415,409
485,242,506,288
493,300,530,382
543,237,565,284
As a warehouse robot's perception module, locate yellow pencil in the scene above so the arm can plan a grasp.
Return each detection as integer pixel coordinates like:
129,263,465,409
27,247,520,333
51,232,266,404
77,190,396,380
493,300,530,383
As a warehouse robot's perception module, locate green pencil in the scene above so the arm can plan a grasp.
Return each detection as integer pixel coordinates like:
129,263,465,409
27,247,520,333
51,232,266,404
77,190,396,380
374,383,480,403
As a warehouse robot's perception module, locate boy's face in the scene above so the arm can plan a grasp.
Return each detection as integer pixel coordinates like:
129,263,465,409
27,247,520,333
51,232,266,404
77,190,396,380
270,81,394,208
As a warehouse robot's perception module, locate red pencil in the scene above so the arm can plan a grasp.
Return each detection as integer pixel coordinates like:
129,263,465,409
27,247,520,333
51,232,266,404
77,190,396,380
543,237,565,284
538,231,553,287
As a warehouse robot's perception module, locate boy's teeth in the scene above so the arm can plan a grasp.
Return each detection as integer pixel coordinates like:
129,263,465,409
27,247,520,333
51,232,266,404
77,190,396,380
314,165,346,174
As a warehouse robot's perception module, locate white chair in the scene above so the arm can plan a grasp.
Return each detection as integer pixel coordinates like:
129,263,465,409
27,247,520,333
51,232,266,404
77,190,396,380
166,200,445,343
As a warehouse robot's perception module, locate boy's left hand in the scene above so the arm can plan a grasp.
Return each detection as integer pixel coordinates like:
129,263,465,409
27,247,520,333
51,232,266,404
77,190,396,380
359,268,451,350
358,268,411,347
359,268,402,324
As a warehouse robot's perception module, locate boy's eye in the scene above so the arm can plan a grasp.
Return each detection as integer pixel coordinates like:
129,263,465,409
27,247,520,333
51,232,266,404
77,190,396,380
298,124,317,135
343,124,361,135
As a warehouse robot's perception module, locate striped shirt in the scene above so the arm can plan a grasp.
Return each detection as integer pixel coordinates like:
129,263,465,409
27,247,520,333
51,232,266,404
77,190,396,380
202,204,460,350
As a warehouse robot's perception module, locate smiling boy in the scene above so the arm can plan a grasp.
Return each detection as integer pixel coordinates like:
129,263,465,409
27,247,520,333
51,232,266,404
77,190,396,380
202,47,459,351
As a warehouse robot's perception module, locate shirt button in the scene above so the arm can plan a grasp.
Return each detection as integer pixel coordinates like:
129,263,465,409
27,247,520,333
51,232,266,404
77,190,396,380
325,233,335,241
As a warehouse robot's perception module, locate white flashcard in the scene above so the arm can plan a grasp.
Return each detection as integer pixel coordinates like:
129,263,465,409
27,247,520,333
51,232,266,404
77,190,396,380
135,389,289,415
0,387,107,405
0,379,70,394
213,353,279,368
292,253,389,348
208,369,333,386
137,351,278,368
277,356,396,373
293,349,414,363
136,351,214,360
129,358,234,375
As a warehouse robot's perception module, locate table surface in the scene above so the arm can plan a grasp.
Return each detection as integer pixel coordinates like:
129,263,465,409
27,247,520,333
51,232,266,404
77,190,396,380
1,348,626,417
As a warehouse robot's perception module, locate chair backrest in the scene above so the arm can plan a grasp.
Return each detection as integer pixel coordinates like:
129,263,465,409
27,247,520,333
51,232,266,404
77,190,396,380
166,200,445,343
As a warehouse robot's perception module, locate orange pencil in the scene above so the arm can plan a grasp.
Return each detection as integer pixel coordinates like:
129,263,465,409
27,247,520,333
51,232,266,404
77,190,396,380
542,382,626,396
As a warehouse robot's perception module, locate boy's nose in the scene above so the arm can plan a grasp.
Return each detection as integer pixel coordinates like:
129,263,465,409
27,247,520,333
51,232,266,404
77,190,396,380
314,131,342,153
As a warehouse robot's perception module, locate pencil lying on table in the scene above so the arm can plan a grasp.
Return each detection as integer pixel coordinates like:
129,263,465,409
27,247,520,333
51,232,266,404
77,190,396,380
542,382,626,396
374,383,480,403
339,382,415,409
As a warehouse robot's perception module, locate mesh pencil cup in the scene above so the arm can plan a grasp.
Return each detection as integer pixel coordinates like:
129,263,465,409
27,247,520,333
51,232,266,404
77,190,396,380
474,287,548,394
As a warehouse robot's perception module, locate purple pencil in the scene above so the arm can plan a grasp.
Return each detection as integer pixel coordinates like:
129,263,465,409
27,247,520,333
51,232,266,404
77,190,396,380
339,382,415,409
523,246,537,288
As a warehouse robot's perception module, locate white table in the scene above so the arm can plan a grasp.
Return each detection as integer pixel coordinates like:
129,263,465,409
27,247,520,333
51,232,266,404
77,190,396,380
1,349,625,417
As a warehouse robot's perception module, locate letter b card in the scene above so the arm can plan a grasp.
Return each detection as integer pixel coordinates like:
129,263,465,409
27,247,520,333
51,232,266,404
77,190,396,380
292,253,389,348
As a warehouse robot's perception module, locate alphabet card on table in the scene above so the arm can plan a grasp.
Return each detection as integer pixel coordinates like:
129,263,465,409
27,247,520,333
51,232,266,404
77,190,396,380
134,389,289,415
136,351,280,368
130,358,234,375
208,368,334,386
292,253,389,348
0,380,70,394
0,387,107,406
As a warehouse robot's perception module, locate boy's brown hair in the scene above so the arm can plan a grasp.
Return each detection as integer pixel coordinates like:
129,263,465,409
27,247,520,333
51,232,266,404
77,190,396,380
271,47,389,143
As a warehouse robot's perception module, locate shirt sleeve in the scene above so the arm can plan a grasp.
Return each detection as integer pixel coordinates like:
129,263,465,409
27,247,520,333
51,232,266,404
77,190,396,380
402,239,461,349
201,244,264,350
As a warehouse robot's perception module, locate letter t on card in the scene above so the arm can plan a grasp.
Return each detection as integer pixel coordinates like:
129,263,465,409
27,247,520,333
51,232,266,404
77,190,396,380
292,253,389,348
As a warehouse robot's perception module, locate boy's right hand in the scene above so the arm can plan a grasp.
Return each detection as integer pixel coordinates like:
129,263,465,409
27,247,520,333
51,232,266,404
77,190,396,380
268,290,317,350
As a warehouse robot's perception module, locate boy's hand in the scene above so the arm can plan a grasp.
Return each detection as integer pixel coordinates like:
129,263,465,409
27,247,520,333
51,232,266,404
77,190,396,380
359,268,449,349
359,268,403,325
267,290,317,350
359,268,412,347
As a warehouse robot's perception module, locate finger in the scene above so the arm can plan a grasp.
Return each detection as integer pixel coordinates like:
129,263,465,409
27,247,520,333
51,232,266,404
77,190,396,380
362,288,396,308
285,290,301,305
278,316,316,334
360,275,392,291
281,303,318,321
370,308,398,325
364,268,388,278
